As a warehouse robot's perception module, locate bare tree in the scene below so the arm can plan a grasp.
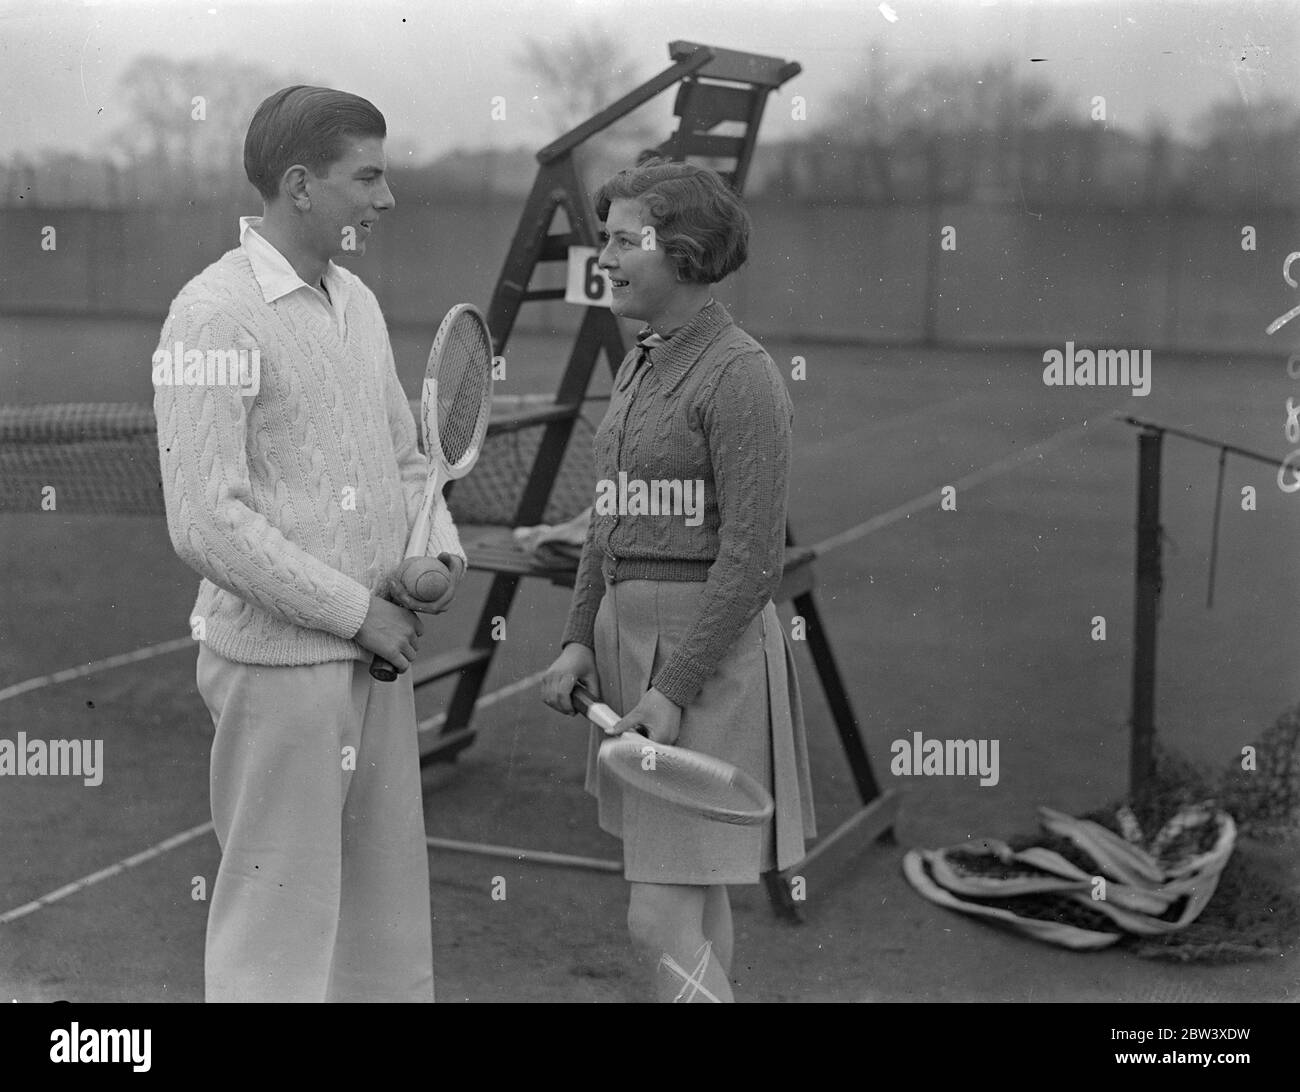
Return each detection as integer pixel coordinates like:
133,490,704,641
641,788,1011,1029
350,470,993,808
826,46,1064,142
1192,91,1300,144
819,46,1067,200
111,55,309,200
515,28,662,183
1188,92,1300,208
516,28,649,134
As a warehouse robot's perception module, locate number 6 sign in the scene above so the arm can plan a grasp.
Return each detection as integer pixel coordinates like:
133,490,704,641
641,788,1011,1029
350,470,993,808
564,246,612,307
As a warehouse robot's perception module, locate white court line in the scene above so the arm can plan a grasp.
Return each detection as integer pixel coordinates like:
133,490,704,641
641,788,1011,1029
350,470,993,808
0,637,195,705
416,668,547,734
808,411,1123,558
425,836,621,872
0,410,1115,924
0,670,553,926
0,822,214,926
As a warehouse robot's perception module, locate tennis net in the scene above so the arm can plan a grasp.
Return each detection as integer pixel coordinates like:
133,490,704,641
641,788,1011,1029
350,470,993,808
0,399,598,525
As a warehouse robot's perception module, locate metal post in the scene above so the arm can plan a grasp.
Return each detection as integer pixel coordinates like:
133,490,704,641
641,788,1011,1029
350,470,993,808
1129,427,1163,794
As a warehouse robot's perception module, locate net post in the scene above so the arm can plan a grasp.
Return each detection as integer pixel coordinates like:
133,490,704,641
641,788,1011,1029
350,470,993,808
1129,426,1163,795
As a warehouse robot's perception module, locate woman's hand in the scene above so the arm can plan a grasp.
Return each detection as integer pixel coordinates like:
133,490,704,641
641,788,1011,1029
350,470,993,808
541,643,598,716
613,687,682,746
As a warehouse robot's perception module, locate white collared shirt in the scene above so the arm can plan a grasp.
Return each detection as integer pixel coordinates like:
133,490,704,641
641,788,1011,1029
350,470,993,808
238,216,349,334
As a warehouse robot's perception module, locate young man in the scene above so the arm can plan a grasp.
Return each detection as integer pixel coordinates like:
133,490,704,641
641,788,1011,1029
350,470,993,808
154,85,464,1002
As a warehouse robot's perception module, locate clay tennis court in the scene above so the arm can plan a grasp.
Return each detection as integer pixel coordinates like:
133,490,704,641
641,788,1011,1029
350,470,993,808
2,330,1296,1001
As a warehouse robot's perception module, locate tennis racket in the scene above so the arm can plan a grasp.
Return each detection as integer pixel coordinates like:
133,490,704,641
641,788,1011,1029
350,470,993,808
570,683,774,826
371,303,494,681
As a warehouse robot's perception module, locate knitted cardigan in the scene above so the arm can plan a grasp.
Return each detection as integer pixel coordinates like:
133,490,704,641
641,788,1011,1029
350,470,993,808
561,300,793,706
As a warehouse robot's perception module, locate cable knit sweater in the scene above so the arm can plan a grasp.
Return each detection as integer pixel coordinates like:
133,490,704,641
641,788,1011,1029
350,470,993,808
561,299,792,707
154,246,465,666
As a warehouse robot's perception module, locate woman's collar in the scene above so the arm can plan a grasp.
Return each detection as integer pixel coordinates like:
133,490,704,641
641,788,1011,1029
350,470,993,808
643,299,732,390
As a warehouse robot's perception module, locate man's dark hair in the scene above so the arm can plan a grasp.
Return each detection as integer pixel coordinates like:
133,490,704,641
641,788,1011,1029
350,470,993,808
244,85,387,202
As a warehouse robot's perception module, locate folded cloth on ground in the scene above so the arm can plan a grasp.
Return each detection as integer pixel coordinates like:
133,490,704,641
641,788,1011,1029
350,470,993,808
903,804,1236,951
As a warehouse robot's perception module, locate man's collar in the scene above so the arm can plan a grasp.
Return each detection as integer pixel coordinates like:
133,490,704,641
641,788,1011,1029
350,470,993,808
238,216,344,306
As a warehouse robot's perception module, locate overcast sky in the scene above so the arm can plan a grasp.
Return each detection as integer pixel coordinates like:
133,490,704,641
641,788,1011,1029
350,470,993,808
0,0,1296,161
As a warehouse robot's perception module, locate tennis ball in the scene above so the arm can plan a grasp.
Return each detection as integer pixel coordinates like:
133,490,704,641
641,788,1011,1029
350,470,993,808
403,558,452,602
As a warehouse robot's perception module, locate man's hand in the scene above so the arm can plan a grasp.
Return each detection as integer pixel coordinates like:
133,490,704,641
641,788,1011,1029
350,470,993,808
388,553,466,615
612,687,682,745
432,552,466,610
354,595,423,673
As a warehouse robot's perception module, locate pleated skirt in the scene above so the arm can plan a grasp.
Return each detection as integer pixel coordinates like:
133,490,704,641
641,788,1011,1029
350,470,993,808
586,579,816,885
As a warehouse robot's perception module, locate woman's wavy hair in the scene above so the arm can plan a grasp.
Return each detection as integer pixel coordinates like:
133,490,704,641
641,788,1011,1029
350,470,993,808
594,157,751,284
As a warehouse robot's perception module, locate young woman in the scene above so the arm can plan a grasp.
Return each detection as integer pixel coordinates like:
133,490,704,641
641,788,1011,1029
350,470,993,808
541,159,815,1003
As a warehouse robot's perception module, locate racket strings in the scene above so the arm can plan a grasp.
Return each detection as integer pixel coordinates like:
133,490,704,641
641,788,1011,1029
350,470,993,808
435,321,493,469
600,738,772,824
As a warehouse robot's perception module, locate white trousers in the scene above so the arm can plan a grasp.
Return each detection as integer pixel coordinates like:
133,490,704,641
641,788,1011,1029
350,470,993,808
196,645,434,1002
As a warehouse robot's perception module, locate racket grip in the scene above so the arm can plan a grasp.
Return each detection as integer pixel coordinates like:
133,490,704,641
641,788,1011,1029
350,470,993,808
571,682,619,733
369,654,400,682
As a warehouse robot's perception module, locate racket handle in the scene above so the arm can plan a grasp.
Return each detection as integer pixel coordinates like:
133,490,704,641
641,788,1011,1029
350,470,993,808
571,682,619,733
372,493,435,684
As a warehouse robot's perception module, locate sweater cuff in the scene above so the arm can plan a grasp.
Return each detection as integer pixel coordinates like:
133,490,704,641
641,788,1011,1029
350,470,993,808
561,583,603,650
330,574,375,641
649,651,711,709
560,607,598,652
